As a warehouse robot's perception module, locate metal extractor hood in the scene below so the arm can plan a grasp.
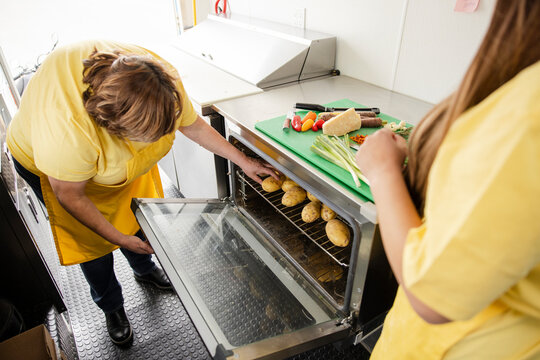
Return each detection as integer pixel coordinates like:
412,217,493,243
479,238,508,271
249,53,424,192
173,14,336,89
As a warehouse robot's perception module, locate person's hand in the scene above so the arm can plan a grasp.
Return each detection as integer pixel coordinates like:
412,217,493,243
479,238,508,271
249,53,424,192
355,128,408,183
239,156,280,184
120,234,154,254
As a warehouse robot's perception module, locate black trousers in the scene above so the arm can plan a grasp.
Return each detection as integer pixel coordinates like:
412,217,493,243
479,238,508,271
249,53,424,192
12,157,156,313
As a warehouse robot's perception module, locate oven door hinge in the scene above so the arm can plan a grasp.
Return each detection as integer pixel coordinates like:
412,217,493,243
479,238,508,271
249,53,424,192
220,196,232,203
338,313,354,327
339,310,359,328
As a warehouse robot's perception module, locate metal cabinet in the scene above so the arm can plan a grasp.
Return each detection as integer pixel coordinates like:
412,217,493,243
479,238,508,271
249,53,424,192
0,47,78,359
159,112,230,199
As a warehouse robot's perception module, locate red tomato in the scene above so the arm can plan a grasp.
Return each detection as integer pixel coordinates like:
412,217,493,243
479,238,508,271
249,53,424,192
312,119,325,131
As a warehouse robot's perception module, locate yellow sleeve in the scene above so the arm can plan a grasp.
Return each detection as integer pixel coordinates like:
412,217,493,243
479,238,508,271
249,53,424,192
403,109,540,321
32,114,98,182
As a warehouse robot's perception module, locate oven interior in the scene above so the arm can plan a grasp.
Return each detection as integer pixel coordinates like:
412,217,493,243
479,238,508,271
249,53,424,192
229,137,358,312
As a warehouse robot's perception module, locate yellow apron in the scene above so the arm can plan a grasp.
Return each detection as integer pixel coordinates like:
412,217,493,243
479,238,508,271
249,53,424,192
41,134,173,266
371,287,507,359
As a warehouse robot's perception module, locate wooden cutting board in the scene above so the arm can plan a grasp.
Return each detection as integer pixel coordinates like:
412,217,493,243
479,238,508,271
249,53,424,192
255,99,409,202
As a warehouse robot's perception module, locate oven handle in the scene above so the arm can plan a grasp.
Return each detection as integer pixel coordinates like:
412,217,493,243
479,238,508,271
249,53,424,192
224,320,351,360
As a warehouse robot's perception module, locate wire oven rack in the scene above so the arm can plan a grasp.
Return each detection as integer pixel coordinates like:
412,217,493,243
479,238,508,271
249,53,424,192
237,172,352,267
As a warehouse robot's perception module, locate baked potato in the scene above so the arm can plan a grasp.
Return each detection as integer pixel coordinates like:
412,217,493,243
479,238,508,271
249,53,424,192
282,186,306,207
301,201,321,223
321,204,336,221
261,174,285,192
325,219,350,247
281,179,299,192
306,191,319,203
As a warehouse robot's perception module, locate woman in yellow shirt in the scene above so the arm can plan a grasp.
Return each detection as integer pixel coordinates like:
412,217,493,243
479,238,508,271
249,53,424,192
6,40,278,346
355,1,540,358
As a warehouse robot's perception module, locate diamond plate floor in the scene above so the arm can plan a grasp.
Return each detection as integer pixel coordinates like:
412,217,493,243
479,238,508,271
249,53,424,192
47,172,370,360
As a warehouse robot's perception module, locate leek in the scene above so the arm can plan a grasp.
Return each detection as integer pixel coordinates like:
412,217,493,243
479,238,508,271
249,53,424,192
311,135,370,187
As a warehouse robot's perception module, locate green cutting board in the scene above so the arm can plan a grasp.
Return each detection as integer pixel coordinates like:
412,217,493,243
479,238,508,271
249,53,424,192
254,99,407,202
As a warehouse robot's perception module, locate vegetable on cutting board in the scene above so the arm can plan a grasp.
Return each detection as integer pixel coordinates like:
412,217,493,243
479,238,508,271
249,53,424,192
311,134,369,187
312,119,325,131
385,120,412,137
361,117,382,128
301,118,315,131
301,111,317,123
292,115,302,132
322,108,362,136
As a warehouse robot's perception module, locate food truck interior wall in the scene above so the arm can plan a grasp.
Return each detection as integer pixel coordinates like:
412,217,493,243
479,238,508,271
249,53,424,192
1,0,495,105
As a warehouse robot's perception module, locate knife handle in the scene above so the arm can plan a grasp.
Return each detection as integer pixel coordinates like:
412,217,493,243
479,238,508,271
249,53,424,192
331,107,381,114
295,103,326,112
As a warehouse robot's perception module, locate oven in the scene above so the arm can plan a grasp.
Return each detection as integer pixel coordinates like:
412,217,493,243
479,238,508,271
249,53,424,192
131,127,398,359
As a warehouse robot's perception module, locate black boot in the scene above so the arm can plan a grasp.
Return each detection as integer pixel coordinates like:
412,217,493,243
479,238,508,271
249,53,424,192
134,268,173,290
105,307,133,346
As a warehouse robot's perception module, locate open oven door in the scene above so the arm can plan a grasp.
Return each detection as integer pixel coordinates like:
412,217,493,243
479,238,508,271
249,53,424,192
131,198,352,360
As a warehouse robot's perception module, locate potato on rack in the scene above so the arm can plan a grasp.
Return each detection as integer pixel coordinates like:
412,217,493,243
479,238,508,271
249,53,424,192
306,191,320,203
281,178,299,192
301,201,321,223
321,204,336,221
325,219,350,247
261,174,285,192
282,186,306,207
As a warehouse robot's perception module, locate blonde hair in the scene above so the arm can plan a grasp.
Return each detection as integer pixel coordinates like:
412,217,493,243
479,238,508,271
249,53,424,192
82,49,182,142
406,0,540,215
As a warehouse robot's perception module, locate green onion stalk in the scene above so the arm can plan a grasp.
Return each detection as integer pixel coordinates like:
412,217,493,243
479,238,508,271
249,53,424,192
311,135,369,187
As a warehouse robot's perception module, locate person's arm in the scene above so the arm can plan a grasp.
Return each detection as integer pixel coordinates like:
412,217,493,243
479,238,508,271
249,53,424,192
47,176,154,255
355,129,449,324
179,116,279,183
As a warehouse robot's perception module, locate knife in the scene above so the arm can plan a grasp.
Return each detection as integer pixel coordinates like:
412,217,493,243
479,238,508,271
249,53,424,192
295,103,380,114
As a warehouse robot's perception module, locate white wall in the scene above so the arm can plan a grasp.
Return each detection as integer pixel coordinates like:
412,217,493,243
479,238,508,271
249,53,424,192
0,0,177,77
393,0,495,103
201,0,496,104
1,0,496,104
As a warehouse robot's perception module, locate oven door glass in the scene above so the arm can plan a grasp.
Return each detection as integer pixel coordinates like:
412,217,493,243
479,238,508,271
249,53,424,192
132,198,349,358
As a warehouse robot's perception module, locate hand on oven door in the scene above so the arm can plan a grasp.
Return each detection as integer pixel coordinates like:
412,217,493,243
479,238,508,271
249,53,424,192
354,128,407,182
239,156,281,184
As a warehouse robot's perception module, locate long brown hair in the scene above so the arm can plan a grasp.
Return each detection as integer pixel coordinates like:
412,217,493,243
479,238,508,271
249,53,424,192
82,49,182,142
406,0,540,214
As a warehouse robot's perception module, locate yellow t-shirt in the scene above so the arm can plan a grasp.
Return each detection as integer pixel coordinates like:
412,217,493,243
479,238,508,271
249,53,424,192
372,61,540,359
6,39,197,184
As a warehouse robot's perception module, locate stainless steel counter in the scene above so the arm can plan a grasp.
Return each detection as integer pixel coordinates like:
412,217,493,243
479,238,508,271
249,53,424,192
213,75,433,223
